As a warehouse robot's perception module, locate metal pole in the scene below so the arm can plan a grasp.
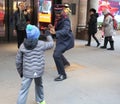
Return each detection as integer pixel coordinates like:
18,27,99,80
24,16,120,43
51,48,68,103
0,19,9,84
77,0,80,26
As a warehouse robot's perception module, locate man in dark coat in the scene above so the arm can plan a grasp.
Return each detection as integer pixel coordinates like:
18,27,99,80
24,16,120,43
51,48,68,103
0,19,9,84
85,8,100,47
13,2,30,48
49,4,74,81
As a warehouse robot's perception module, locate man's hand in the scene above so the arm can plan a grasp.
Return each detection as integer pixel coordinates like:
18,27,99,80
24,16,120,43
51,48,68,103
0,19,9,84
13,29,16,33
48,24,54,29
48,24,56,34
50,28,56,34
13,29,17,36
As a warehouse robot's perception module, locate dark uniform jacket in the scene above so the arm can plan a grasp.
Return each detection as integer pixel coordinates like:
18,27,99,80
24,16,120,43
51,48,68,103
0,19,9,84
13,9,30,30
55,17,74,51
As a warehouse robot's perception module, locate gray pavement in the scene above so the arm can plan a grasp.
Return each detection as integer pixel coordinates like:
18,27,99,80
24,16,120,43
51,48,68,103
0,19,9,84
0,31,120,104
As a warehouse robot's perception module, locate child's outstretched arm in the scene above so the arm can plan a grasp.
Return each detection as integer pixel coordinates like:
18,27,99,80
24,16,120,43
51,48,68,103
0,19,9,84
43,30,54,50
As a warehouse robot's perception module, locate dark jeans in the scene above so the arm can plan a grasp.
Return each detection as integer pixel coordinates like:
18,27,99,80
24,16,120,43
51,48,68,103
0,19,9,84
87,33,99,45
103,36,114,48
16,30,27,48
53,46,70,76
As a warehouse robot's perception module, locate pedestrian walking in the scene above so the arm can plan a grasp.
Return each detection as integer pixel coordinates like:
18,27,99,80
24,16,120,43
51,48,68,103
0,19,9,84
16,24,54,104
100,9,116,50
13,2,30,48
49,4,74,81
85,8,100,47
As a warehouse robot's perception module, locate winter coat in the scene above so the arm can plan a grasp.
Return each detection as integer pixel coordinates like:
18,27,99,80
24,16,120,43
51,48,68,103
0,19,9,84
55,17,74,51
13,9,30,30
103,14,116,37
16,35,54,78
88,13,98,35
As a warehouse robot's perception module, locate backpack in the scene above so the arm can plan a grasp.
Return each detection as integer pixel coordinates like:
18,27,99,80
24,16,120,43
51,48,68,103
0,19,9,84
105,13,118,30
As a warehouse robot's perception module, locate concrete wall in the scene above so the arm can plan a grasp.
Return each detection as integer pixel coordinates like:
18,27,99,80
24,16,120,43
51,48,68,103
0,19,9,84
78,0,88,26
89,0,99,11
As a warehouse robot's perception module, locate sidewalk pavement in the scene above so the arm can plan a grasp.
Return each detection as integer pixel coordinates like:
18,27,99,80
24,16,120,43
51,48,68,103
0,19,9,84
0,31,120,104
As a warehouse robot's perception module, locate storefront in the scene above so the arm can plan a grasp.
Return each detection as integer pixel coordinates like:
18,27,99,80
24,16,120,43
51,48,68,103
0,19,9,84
0,0,32,42
0,0,62,42
38,0,62,31
0,0,5,41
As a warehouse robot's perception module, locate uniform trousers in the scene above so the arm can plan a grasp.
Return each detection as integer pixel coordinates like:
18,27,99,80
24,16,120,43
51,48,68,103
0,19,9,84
53,45,69,76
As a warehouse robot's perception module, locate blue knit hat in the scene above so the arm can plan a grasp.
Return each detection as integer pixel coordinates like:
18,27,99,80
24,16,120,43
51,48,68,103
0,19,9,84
26,24,40,39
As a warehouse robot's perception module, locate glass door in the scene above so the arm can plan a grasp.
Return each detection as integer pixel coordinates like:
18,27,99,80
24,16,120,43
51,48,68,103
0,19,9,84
10,0,31,41
0,0,37,42
0,0,5,38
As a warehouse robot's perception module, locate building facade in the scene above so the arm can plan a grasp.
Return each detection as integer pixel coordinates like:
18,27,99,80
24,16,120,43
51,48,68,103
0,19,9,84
0,0,98,42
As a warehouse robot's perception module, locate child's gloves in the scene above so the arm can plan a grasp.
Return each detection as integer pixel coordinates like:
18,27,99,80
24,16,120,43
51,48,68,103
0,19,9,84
20,73,23,78
44,30,51,36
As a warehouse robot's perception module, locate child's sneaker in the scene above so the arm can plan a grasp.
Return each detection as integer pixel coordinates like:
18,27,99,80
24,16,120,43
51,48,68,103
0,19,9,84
40,100,46,104
37,100,46,104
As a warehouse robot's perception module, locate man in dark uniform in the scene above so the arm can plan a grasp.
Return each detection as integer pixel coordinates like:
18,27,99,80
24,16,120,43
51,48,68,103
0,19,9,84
49,4,74,81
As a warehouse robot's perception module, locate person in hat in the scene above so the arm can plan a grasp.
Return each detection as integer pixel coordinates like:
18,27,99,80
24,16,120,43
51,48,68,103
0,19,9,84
85,8,100,47
63,4,71,17
16,24,54,104
100,8,116,50
49,4,74,81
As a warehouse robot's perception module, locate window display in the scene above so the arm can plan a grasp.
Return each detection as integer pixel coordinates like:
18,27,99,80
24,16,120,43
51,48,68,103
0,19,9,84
38,0,52,23
0,0,5,37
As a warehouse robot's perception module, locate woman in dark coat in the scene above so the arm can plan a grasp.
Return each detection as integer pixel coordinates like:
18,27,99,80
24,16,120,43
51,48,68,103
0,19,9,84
49,4,74,81
86,8,100,47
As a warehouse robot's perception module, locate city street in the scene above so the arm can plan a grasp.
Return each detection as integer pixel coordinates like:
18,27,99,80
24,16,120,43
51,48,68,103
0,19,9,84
0,31,120,104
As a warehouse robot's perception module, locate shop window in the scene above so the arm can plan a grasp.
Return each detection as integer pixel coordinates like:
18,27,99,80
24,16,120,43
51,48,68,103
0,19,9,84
0,0,5,37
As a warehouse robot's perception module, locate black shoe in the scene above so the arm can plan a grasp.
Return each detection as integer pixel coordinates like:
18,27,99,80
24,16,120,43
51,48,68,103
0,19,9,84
107,48,114,50
100,46,106,49
54,75,67,81
85,44,90,46
97,43,100,47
